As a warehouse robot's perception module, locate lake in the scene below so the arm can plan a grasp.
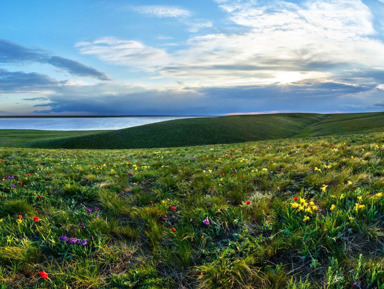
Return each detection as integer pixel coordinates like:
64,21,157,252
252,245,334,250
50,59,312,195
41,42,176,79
0,116,196,131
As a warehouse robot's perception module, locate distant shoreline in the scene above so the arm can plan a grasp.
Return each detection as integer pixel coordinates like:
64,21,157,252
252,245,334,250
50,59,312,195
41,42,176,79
0,115,210,118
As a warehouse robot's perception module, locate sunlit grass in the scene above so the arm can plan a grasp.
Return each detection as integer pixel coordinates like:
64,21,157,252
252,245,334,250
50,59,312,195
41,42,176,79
1,131,384,287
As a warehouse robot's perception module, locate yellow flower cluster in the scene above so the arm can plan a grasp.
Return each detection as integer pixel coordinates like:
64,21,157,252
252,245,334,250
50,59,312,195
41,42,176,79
373,192,383,198
314,167,322,172
291,198,318,214
291,198,318,223
354,196,365,212
321,185,328,192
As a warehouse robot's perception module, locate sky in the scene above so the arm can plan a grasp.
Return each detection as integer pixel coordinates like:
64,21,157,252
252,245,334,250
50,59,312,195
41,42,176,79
1,0,384,116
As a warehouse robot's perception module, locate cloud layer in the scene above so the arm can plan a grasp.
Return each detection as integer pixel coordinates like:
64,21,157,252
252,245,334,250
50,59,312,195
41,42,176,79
3,0,384,115
0,39,110,80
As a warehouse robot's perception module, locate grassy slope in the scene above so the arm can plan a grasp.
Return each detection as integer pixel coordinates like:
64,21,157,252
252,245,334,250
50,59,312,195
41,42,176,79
2,112,384,149
2,132,384,288
26,113,324,149
0,130,104,147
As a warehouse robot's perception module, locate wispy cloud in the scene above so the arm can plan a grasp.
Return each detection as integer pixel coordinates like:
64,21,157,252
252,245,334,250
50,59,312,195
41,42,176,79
47,56,110,80
76,37,171,70
132,5,191,18
0,69,59,93
187,20,213,33
0,39,110,80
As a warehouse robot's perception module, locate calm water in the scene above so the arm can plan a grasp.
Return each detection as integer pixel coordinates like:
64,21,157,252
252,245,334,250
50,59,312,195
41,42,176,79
0,117,195,131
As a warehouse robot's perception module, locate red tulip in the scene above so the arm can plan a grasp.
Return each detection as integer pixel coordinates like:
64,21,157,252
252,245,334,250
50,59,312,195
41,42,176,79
294,197,298,201
171,206,177,211
149,200,153,204
39,271,48,279
246,200,251,205
171,227,176,232
18,215,22,219
38,194,43,199
33,216,40,222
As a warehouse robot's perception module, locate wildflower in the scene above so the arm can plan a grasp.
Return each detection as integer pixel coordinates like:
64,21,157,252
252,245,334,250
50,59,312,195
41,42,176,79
149,200,153,204
340,194,345,200
294,197,298,201
298,206,304,212
69,237,79,244
18,215,22,219
86,208,92,213
80,239,87,246
202,218,210,226
305,207,312,214
354,203,365,212
357,196,363,202
314,167,322,172
38,194,43,199
171,227,176,232
27,173,30,176
39,271,48,279
33,216,40,222
303,216,310,222
59,235,68,243
291,202,299,209
321,185,328,192
309,201,315,206
170,206,177,211
17,219,22,224
246,200,251,205
375,192,383,198
312,205,318,211
330,204,336,211
0,219,3,222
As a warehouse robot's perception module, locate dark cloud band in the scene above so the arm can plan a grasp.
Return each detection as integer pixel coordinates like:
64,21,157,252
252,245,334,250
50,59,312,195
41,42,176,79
0,39,110,80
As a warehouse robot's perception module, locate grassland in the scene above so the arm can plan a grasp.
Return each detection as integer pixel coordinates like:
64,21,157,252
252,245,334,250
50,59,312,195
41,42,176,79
0,130,103,148
14,112,384,150
2,129,384,288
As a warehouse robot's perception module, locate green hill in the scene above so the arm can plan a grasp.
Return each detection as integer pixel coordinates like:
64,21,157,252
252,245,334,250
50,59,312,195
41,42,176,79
23,112,384,149
25,113,324,149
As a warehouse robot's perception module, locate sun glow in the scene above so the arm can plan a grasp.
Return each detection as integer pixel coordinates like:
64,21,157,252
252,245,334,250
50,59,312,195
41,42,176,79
274,72,308,84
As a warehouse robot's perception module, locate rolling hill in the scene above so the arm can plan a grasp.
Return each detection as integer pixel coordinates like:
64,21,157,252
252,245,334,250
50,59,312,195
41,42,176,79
4,112,384,149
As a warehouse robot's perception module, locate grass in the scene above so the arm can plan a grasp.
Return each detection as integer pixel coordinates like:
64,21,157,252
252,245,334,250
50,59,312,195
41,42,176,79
2,130,384,287
11,111,383,149
0,130,103,148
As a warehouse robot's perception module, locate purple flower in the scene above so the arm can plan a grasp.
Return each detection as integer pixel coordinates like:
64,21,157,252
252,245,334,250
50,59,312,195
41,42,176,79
59,235,68,243
80,239,87,246
11,184,15,188
69,237,79,244
202,218,210,226
86,208,92,213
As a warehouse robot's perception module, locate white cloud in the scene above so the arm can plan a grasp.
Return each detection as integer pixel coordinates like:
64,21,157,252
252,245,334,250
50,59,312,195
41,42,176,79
188,20,213,33
132,5,191,18
75,37,171,71
78,0,384,88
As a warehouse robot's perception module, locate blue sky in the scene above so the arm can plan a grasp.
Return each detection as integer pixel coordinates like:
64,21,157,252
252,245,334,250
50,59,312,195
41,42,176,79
1,0,384,115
